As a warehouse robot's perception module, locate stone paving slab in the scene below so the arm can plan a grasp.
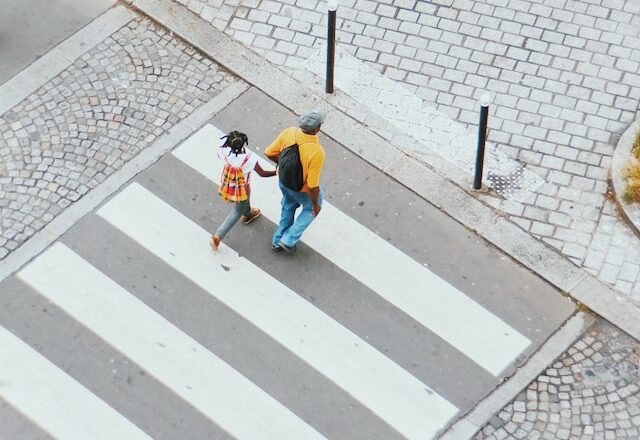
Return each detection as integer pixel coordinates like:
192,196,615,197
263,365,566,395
0,14,238,260
169,0,640,302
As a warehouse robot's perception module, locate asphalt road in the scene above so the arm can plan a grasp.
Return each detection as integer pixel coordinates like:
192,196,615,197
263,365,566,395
0,86,576,439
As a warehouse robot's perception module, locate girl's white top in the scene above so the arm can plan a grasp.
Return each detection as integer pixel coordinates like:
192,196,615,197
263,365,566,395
218,147,258,182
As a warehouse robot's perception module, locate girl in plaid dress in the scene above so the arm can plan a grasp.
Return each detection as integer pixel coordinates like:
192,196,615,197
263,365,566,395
211,131,276,250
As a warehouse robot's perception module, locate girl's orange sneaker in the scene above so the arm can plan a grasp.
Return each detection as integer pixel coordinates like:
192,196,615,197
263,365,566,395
210,235,221,250
241,208,261,224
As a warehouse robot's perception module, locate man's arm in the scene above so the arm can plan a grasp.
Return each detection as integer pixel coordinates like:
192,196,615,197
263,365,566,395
306,147,325,216
265,152,280,164
309,186,321,216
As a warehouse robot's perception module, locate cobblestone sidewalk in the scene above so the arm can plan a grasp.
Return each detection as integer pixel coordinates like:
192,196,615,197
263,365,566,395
175,0,640,301
475,319,640,440
0,15,237,259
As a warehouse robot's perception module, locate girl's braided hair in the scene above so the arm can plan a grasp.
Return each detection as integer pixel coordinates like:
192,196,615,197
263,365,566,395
220,130,248,156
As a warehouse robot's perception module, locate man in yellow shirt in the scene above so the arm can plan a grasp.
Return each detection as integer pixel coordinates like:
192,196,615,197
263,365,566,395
265,110,326,253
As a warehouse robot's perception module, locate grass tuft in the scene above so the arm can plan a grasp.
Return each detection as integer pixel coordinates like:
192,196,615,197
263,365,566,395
623,157,640,204
633,130,640,160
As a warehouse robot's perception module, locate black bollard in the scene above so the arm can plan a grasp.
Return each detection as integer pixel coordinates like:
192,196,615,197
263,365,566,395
473,95,491,190
326,0,337,93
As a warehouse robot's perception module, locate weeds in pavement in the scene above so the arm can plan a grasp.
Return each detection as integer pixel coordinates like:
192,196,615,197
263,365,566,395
623,141,640,203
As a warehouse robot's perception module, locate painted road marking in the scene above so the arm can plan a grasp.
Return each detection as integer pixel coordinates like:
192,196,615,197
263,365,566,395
172,124,531,377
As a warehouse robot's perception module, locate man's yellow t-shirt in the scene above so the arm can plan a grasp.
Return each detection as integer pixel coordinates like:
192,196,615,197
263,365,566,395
265,127,325,193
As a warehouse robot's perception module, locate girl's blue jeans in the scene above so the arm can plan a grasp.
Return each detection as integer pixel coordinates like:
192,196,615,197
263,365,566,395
215,199,251,239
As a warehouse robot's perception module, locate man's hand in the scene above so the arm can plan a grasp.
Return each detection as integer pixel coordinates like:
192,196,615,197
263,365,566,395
312,203,321,216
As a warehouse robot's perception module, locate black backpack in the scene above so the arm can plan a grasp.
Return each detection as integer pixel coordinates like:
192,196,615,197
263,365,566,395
278,143,304,191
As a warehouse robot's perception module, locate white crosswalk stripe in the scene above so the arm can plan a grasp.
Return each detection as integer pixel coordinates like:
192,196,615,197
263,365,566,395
18,242,327,440
173,124,531,377
0,324,151,440
1,123,543,440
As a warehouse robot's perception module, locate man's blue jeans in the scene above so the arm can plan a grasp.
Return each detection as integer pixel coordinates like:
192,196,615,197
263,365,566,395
273,183,323,248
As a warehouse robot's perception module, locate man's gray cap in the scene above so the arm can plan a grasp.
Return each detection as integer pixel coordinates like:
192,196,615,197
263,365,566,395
298,109,326,132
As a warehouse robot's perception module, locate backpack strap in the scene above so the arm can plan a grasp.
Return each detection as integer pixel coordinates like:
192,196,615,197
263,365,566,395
223,150,250,168
292,128,313,150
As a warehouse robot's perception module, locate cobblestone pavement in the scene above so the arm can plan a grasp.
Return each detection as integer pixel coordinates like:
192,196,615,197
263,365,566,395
175,0,640,301
474,319,640,440
0,16,236,260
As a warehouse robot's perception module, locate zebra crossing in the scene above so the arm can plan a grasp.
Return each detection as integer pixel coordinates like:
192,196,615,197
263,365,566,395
0,122,575,439
174,126,531,377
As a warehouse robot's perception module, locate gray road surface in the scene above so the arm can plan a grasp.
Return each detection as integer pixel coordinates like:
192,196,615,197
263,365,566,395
0,86,576,439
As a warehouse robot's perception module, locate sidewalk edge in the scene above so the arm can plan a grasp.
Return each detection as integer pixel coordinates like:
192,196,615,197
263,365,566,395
438,312,595,440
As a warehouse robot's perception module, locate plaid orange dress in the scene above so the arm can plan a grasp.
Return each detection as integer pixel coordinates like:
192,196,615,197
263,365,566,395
218,153,250,202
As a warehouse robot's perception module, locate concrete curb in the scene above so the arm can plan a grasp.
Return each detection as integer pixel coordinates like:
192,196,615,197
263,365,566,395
0,4,136,117
610,114,640,239
129,0,640,342
438,312,596,440
0,81,248,282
